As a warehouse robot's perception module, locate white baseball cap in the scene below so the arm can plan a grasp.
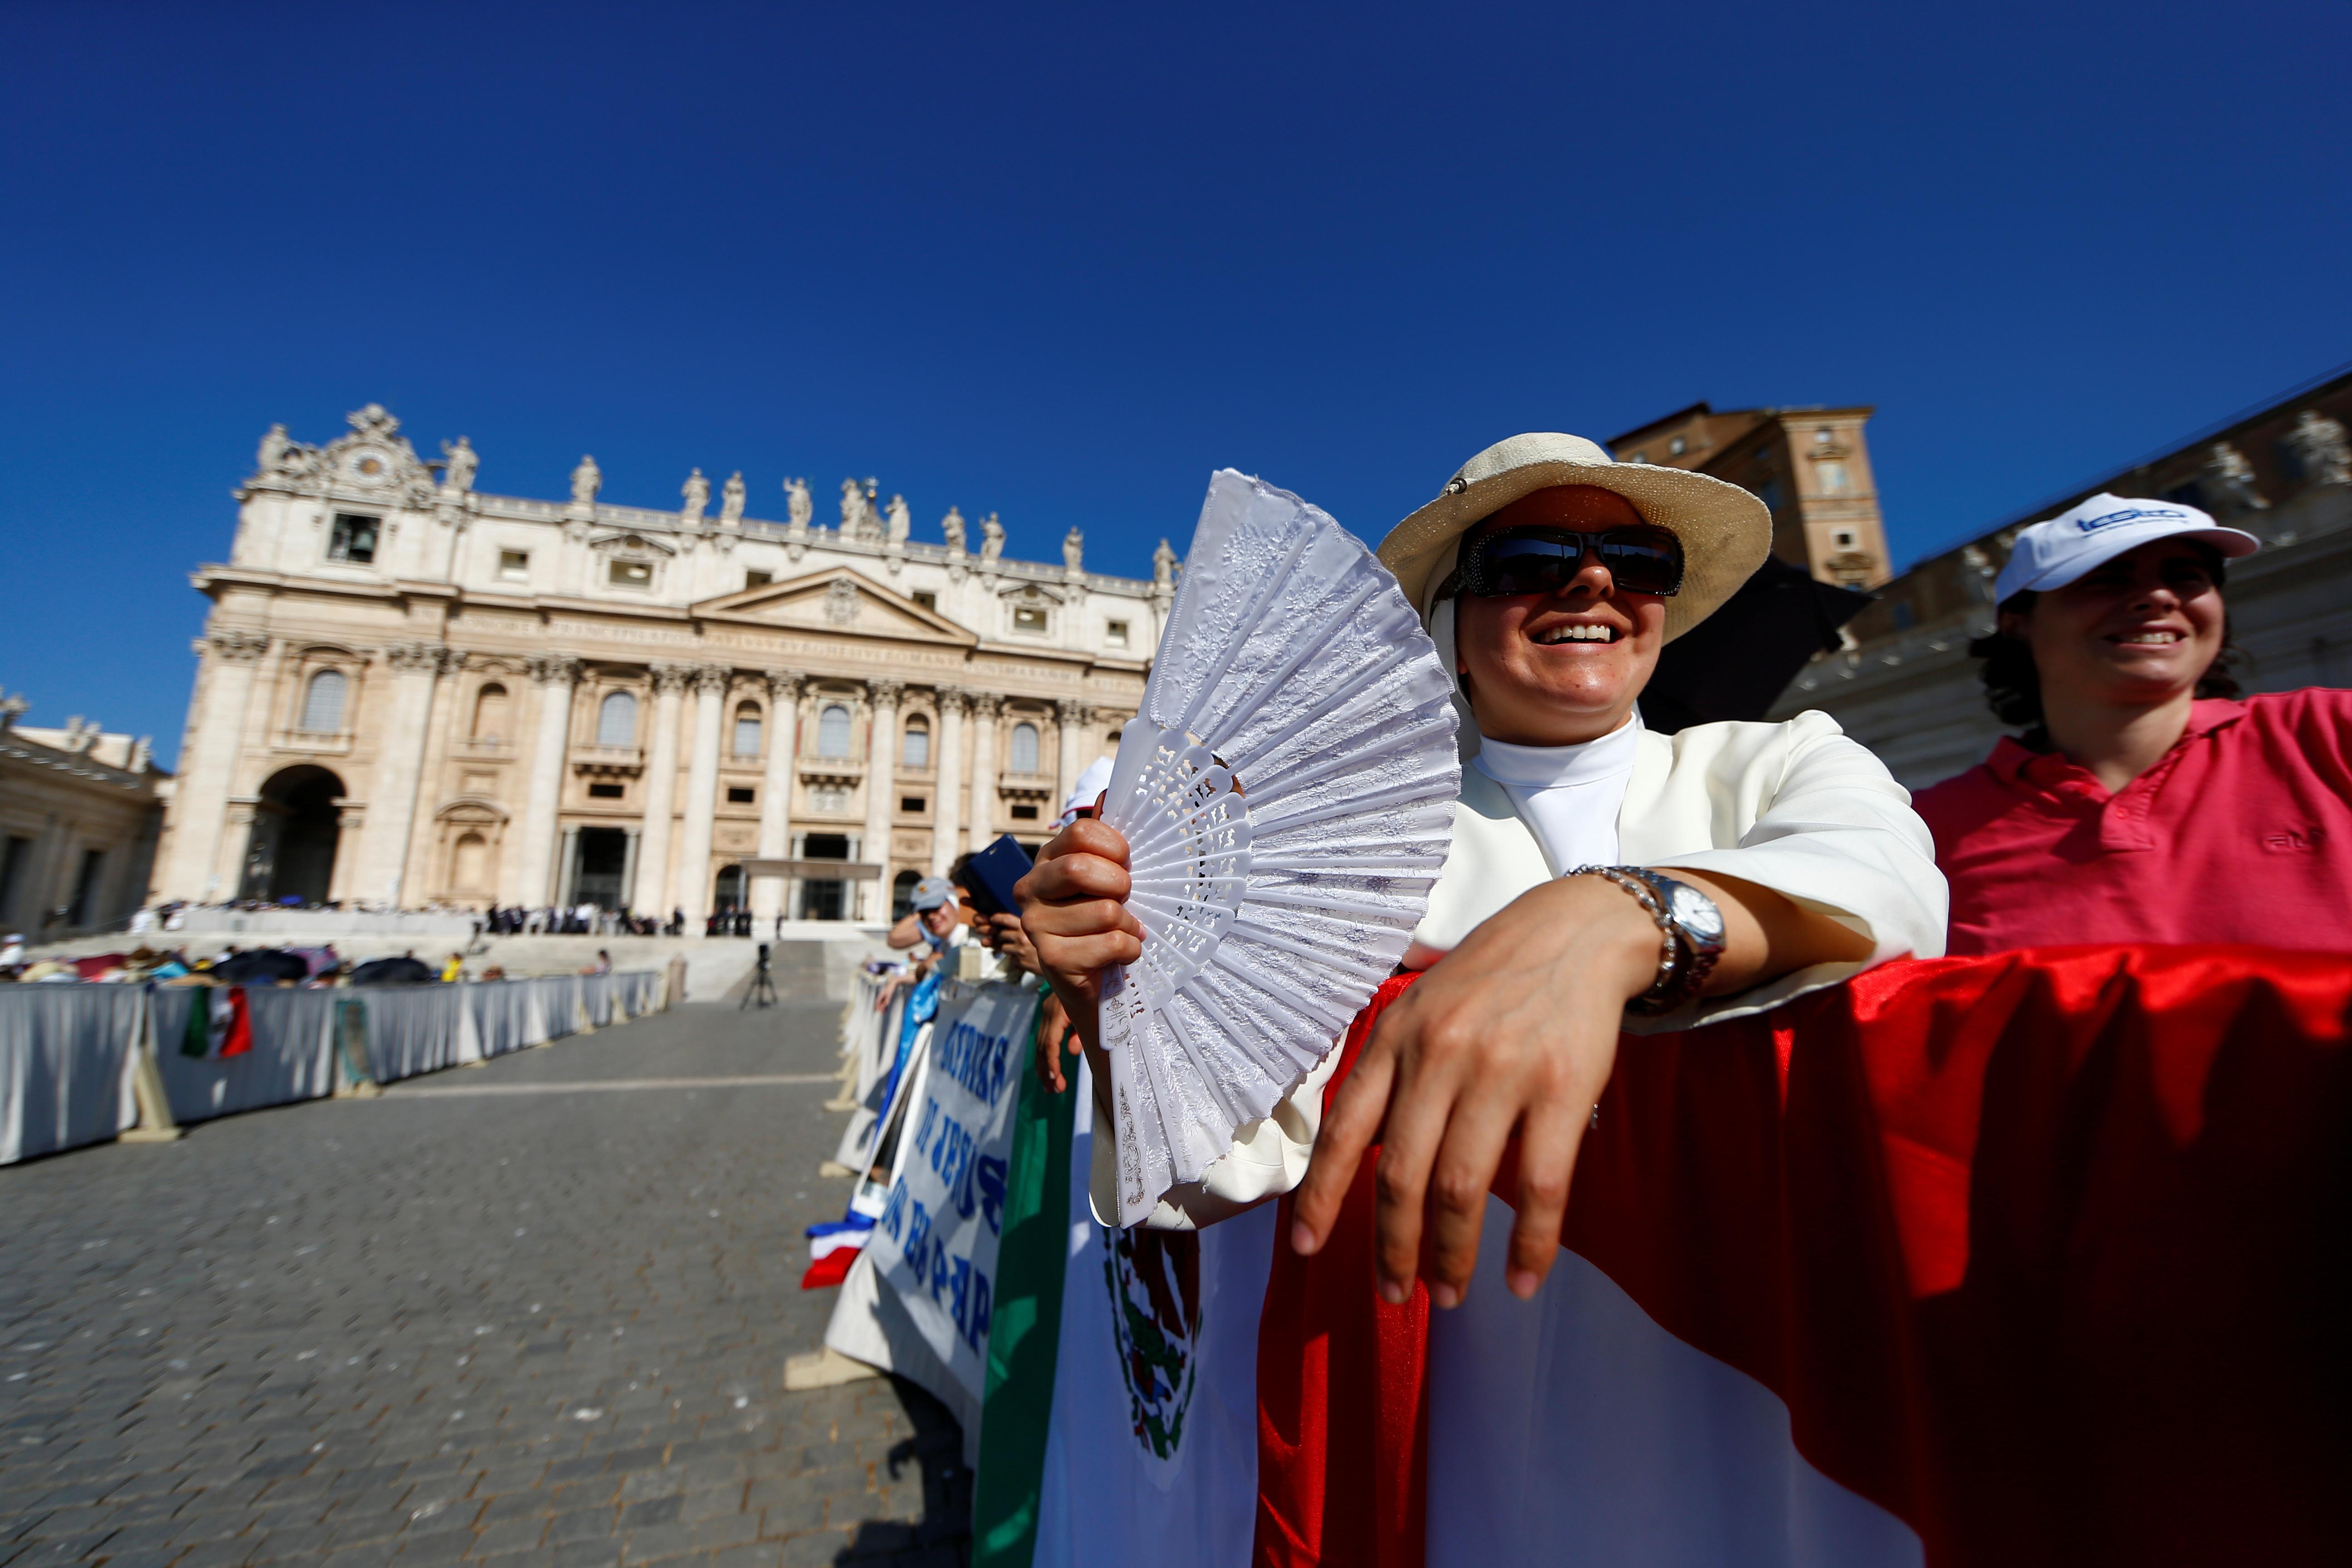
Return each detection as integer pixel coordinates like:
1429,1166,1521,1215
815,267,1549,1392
1992,492,2259,604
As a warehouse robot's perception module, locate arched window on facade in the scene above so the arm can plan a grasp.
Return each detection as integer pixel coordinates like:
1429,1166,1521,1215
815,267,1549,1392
472,683,510,741
902,716,930,769
733,701,763,758
451,832,489,892
300,669,347,734
892,869,921,920
818,703,853,757
596,691,637,747
1009,721,1040,774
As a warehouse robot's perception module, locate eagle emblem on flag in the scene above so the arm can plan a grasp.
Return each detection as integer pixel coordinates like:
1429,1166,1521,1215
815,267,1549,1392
1104,1225,1201,1480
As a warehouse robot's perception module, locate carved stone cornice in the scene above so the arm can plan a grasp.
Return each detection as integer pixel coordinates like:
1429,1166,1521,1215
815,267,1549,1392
969,693,1002,720
764,669,804,703
206,629,271,662
384,641,462,675
523,653,583,686
1055,699,1097,726
934,685,971,717
867,677,906,707
647,661,696,694
691,662,733,696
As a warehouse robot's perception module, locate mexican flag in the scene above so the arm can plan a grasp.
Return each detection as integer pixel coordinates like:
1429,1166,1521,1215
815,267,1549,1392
180,985,252,1058
973,946,2352,1568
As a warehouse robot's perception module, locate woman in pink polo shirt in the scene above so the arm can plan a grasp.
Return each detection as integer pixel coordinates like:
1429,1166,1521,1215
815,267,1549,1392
1913,493,2352,955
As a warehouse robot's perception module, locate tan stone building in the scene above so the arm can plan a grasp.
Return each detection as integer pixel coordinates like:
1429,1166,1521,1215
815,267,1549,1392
0,695,167,939
153,406,1168,922
1608,402,1894,589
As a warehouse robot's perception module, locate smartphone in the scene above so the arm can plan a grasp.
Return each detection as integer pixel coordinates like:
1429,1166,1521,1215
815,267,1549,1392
961,834,1034,920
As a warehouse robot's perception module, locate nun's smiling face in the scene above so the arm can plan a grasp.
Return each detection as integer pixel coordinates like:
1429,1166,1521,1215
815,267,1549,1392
1451,485,1669,746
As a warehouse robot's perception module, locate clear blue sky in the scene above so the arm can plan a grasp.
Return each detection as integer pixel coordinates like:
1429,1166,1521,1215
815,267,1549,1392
4,1,2345,765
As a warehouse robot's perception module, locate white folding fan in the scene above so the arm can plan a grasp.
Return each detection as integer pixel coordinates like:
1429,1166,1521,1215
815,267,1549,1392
1094,469,1461,1226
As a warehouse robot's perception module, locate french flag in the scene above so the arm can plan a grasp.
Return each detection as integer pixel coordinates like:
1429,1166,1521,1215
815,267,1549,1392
802,1214,875,1291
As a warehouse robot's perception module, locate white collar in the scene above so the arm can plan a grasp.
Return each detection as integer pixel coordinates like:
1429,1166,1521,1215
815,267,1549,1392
1472,710,1645,791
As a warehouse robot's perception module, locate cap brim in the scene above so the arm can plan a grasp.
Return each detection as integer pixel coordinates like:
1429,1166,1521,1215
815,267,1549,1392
2020,522,2263,596
1377,458,1773,642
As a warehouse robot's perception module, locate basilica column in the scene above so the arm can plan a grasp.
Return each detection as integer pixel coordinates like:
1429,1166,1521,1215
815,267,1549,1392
861,679,904,920
930,688,968,874
752,671,802,925
360,642,461,906
631,663,691,916
159,628,269,902
1055,699,1095,812
675,662,730,928
966,695,1000,850
515,655,581,907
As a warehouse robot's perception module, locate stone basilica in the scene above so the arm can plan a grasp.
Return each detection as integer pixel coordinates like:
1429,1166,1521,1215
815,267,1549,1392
154,406,1169,922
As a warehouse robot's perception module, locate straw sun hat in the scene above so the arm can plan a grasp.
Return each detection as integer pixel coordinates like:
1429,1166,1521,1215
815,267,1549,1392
1376,432,1771,644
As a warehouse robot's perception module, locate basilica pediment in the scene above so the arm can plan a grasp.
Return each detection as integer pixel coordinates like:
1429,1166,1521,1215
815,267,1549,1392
694,568,976,646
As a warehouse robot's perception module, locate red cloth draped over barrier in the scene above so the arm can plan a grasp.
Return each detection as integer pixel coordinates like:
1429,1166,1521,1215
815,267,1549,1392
1254,946,2352,1568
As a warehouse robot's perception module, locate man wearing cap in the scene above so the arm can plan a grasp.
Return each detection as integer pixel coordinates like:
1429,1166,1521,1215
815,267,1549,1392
1914,493,2352,954
1023,434,1948,1558
886,875,965,956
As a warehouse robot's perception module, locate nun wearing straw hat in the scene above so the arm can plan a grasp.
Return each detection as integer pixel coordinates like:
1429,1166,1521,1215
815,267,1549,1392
1023,432,1945,1268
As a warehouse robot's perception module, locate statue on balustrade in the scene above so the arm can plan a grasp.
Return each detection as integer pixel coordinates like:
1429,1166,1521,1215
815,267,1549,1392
886,494,911,544
1153,537,1178,587
571,455,603,505
980,512,1005,562
681,468,710,522
1062,527,1084,573
2283,407,2352,488
720,470,746,523
440,436,478,492
941,505,967,554
783,477,813,532
2198,441,2268,515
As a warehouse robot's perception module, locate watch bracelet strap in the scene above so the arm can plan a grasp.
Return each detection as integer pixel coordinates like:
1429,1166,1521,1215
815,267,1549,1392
1563,864,1708,1016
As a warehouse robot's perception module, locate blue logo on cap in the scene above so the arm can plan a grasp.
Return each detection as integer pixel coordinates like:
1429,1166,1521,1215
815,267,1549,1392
2076,506,2186,532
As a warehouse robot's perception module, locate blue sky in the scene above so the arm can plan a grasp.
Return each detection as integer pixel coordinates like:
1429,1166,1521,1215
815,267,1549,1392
3,0,2346,764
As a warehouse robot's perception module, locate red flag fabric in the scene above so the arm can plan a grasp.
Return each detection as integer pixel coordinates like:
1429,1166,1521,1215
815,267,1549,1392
217,986,253,1058
1254,946,2352,1568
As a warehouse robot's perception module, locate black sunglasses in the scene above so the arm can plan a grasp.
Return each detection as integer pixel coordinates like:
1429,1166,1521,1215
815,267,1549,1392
1450,524,1685,599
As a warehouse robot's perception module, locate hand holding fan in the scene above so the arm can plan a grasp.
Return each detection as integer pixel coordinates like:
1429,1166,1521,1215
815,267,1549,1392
1094,470,1460,1225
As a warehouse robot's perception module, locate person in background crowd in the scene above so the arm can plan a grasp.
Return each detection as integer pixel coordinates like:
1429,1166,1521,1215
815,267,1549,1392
439,951,466,983
1914,493,2352,954
583,949,612,976
887,876,966,958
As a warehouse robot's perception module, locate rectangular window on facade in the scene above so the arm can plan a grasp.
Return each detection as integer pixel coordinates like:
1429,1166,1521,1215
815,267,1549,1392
608,559,653,588
1013,605,1048,634
498,549,530,581
1010,803,1040,820
900,796,926,813
328,514,379,564
1106,619,1129,649
69,848,105,927
727,786,756,804
0,835,30,923
911,590,937,611
588,782,625,799
745,570,773,589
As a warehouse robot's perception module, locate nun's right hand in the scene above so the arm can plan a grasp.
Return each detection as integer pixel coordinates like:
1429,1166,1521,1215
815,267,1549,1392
1015,819,1143,1049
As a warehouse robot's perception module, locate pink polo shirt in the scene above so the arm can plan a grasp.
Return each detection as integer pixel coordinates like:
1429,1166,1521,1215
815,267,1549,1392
1912,691,2352,956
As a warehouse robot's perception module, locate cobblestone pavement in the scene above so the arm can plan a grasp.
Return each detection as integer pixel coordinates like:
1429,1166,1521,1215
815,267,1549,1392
0,975,969,1568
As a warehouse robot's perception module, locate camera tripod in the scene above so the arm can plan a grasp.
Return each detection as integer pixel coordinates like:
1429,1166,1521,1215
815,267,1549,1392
740,944,778,1010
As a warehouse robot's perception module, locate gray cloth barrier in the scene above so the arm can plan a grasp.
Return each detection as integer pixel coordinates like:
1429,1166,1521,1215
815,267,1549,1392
0,986,142,1164
359,985,472,1083
355,973,659,1085
149,986,340,1126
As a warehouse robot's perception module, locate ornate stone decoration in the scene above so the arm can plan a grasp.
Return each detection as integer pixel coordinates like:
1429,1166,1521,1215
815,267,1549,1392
2283,408,2352,488
385,641,465,675
440,436,479,492
571,455,603,506
523,653,583,686
867,678,906,710
720,471,746,525
941,506,967,554
825,577,860,626
886,495,911,544
980,512,1005,564
208,628,272,662
934,685,971,717
691,662,733,695
646,662,694,693
764,670,804,704
0,690,24,730
681,468,710,524
969,693,1002,720
784,478,813,534
1056,699,1098,727
2199,442,2269,514
1063,527,1085,576
1153,538,1179,588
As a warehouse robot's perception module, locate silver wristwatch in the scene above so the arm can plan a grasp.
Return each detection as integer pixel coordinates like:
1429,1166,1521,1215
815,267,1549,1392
1564,865,1727,1016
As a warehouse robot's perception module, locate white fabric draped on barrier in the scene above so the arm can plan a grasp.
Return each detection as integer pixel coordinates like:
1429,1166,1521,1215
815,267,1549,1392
361,985,475,1083
150,987,340,1125
0,986,142,1164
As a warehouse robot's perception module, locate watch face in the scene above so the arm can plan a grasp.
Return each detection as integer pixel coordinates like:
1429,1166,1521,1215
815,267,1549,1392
1665,882,1727,946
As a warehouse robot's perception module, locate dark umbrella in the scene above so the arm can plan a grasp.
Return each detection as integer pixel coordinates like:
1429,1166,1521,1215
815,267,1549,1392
348,956,438,986
1639,555,1874,735
207,949,312,985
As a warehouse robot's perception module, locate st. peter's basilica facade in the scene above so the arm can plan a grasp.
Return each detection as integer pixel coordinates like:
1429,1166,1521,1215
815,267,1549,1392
153,406,1166,923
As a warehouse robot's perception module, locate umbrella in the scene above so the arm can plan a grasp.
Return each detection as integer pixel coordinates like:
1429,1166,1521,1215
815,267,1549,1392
207,949,312,985
348,956,438,986
1639,555,1873,735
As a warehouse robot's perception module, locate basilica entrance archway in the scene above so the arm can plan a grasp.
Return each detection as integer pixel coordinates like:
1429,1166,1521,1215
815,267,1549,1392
243,765,345,906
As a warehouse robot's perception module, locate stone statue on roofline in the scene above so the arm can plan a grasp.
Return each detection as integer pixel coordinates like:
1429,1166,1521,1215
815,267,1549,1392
1063,527,1085,574
783,477,813,532
1153,537,1178,587
258,423,290,475
980,512,1004,562
839,478,865,534
941,505,967,554
440,436,478,492
681,468,710,523
2198,441,2268,515
2282,407,2351,489
571,455,603,505
720,470,745,524
886,494,911,544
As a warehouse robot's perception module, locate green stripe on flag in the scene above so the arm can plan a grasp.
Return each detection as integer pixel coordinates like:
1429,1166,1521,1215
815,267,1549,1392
181,987,212,1057
972,985,1078,1568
